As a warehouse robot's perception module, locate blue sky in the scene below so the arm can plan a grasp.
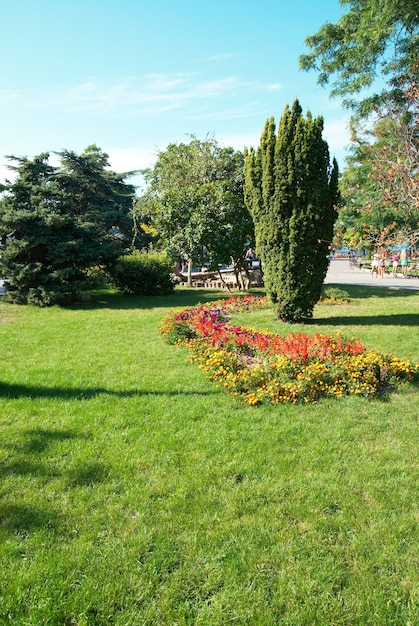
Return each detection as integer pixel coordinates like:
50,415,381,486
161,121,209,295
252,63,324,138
1,0,349,191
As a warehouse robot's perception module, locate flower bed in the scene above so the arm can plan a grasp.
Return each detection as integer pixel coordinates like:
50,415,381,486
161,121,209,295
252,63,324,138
159,295,418,405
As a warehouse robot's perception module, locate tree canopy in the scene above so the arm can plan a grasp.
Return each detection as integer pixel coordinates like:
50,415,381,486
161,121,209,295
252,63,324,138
336,67,419,250
299,0,419,113
245,100,339,322
0,146,136,305
300,1,418,250
136,135,254,278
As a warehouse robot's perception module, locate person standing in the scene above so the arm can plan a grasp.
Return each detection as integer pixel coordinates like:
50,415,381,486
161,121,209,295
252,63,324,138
245,247,255,268
378,254,385,278
371,253,379,277
392,253,399,277
400,248,409,277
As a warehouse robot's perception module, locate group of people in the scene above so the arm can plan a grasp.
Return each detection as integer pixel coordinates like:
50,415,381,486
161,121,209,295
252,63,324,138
371,253,386,277
371,249,409,278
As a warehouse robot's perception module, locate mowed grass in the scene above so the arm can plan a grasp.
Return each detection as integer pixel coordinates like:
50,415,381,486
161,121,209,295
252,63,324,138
0,285,418,625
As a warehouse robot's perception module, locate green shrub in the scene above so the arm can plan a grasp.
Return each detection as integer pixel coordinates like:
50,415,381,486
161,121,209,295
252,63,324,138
319,286,351,304
85,266,111,289
108,250,175,296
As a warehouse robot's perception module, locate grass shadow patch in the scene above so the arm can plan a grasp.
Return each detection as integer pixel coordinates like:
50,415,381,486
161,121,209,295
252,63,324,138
0,459,46,479
314,313,419,327
0,382,219,400
0,503,63,534
18,428,85,454
66,287,236,312
66,461,110,488
326,283,418,299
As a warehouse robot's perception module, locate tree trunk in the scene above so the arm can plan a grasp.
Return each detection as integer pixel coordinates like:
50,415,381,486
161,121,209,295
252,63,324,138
187,260,193,286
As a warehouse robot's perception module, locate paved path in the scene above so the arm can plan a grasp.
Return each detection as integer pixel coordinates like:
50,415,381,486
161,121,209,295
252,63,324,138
324,258,419,291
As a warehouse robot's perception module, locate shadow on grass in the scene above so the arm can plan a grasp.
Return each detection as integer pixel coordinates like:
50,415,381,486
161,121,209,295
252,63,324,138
73,284,416,315
66,461,110,488
66,287,240,312
18,428,85,453
1,429,93,479
326,283,419,299
0,429,112,534
0,502,64,534
0,381,218,400
314,313,419,327
0,456,107,490
0,459,47,477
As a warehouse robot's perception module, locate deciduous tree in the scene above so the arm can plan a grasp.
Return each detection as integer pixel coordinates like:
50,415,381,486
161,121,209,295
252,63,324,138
299,0,419,114
300,2,418,249
137,135,254,284
339,70,419,249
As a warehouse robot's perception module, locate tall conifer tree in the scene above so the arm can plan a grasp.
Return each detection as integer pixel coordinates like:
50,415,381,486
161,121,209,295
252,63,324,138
245,100,339,322
0,147,135,306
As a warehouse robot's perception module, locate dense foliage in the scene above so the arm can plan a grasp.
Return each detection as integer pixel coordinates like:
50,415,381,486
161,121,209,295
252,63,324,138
245,100,339,322
300,1,418,249
299,0,419,114
108,249,175,296
0,146,136,305
136,135,254,282
338,70,419,249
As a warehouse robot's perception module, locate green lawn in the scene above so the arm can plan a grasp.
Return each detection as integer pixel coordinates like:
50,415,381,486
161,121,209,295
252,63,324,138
1,285,418,625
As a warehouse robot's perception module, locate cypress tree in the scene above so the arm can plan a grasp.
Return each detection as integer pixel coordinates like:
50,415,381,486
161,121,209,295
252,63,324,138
245,99,339,322
245,117,277,297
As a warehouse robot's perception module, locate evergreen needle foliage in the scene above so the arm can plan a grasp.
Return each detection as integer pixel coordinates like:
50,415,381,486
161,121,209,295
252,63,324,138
245,100,339,323
0,146,136,306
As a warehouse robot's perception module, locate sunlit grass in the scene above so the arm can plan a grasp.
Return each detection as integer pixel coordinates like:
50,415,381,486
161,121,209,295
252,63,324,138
0,285,418,624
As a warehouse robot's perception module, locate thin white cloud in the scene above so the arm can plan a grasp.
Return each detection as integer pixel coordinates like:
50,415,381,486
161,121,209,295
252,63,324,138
208,53,234,62
192,105,263,122
267,83,282,91
57,75,196,113
0,89,22,104
0,74,283,120
66,75,259,113
107,146,157,172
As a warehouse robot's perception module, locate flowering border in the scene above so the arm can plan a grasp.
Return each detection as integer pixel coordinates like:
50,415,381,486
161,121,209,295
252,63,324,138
159,295,418,405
